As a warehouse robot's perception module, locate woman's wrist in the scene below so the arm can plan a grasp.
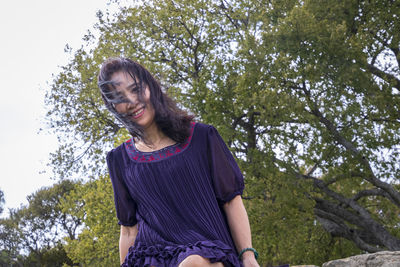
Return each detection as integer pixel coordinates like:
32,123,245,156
241,250,256,260
239,247,259,260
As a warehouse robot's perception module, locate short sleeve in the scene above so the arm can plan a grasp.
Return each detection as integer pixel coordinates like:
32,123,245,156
106,149,138,226
207,125,245,205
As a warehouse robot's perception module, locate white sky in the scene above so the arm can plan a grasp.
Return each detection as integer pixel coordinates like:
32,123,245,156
0,0,122,214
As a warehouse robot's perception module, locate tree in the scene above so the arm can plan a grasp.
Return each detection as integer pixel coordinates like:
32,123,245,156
44,0,400,265
25,179,82,241
61,175,120,267
0,216,22,265
16,180,81,253
0,180,80,266
261,0,400,252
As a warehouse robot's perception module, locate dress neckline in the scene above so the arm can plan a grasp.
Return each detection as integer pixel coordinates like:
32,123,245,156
132,141,178,154
124,122,196,162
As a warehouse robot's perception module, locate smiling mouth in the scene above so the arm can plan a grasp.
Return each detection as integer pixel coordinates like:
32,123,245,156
131,107,145,119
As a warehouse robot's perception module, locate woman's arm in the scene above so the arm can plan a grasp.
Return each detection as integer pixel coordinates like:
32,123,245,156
119,224,138,264
223,195,260,267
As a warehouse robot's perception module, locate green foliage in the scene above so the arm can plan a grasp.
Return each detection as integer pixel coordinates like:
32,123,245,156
241,149,362,265
263,0,400,252
245,171,361,266
0,216,21,264
19,243,73,267
61,175,120,267
44,0,400,265
0,180,79,266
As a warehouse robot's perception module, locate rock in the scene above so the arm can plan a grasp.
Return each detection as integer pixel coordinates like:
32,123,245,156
291,265,319,267
322,251,400,267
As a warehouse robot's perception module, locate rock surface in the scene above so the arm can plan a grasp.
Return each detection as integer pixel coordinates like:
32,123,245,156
322,251,400,267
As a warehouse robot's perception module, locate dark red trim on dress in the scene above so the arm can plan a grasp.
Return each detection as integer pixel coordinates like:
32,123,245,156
124,122,195,162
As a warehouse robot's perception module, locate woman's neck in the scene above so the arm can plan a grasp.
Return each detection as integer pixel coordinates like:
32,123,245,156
144,124,165,143
135,124,175,152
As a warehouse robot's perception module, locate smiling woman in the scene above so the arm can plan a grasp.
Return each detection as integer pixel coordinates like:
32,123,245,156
97,58,260,267
109,71,155,129
98,58,193,147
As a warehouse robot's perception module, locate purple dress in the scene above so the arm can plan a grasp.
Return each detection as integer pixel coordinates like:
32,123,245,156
106,122,245,267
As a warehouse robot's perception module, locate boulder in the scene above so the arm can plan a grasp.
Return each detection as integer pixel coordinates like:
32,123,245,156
322,251,400,267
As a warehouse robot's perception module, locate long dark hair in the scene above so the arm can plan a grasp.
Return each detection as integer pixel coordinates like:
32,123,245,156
98,57,194,143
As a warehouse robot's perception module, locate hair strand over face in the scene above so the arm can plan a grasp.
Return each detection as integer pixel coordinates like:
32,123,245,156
98,57,194,143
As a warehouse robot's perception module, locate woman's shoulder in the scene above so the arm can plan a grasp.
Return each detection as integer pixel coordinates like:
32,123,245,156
193,122,223,141
193,121,215,134
107,142,124,156
106,141,130,166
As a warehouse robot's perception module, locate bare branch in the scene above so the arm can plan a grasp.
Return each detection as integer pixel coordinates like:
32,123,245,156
352,188,400,208
315,209,384,252
367,64,400,90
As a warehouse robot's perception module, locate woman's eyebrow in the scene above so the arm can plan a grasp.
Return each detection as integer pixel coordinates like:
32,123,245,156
110,79,122,86
127,82,139,89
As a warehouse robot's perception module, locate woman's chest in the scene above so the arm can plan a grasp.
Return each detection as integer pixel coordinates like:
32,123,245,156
123,153,212,202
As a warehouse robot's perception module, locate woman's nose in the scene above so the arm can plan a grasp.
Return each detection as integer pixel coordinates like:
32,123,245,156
126,91,138,104
126,99,138,111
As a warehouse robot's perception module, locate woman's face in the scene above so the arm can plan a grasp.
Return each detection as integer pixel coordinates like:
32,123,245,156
109,71,156,130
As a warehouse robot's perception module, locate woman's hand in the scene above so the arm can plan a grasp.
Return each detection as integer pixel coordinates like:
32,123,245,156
241,250,260,267
242,256,260,267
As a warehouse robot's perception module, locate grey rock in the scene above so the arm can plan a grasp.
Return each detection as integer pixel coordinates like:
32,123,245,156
322,251,400,267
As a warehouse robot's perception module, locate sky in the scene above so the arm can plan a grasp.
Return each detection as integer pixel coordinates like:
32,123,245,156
0,0,123,214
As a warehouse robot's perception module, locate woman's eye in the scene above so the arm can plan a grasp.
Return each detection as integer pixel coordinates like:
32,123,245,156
130,87,139,93
110,94,129,105
114,98,129,105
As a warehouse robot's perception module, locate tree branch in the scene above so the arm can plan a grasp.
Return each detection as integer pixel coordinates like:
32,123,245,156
367,64,400,90
315,209,384,252
352,188,400,208
302,86,400,207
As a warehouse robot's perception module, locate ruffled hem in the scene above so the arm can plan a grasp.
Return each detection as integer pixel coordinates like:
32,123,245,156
122,240,241,267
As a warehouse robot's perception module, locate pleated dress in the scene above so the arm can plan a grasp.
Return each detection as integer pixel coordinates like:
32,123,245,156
106,122,245,267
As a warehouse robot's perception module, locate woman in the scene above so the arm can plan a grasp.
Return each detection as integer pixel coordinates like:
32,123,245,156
98,57,260,267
